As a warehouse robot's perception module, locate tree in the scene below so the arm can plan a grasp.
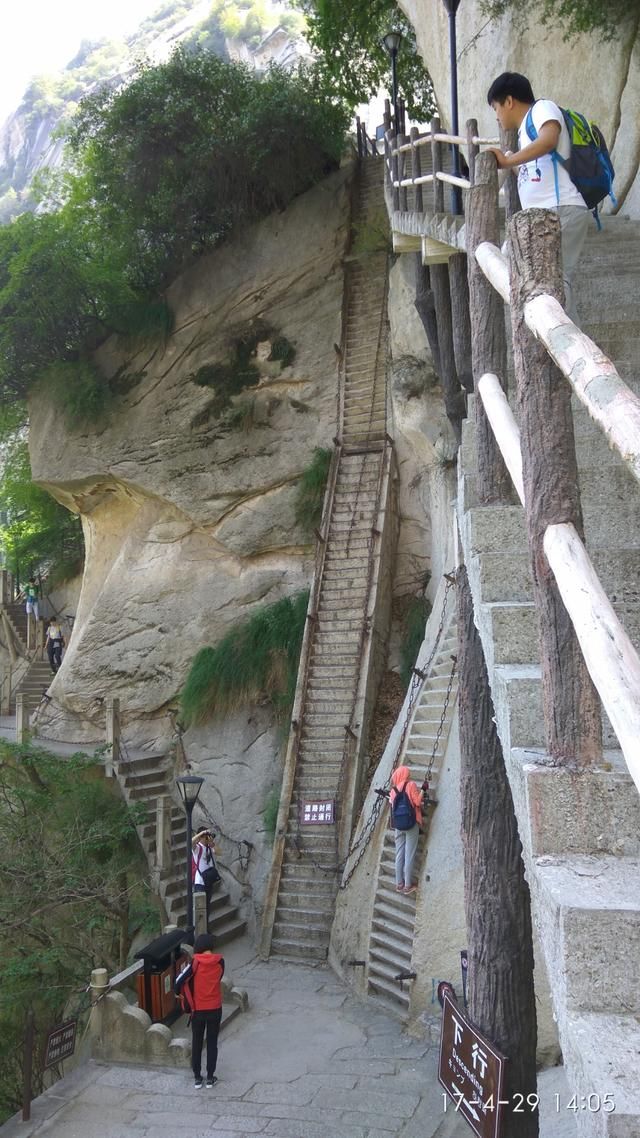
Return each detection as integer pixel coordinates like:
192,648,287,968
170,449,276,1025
480,0,633,40
0,741,155,1123
301,0,436,121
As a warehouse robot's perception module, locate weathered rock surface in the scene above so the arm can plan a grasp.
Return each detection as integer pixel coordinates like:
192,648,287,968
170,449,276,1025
399,1,640,217
30,169,352,746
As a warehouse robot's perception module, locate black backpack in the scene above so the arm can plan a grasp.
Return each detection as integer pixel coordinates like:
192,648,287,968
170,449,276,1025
391,782,415,831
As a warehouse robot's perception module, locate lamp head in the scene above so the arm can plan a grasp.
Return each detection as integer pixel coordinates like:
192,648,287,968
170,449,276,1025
383,30,403,56
441,0,462,12
176,774,204,808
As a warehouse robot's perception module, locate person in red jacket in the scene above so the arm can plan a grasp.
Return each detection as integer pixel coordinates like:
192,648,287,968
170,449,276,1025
176,933,225,1089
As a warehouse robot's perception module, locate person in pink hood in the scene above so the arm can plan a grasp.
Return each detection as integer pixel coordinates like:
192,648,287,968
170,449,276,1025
389,765,426,895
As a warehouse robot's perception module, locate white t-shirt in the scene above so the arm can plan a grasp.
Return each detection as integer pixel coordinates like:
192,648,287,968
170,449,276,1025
517,99,586,211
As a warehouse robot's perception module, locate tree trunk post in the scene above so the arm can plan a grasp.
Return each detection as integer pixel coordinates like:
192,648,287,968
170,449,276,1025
105,696,120,777
431,262,465,442
466,151,512,502
89,967,109,1056
383,99,391,133
500,125,521,222
16,693,26,744
155,795,172,873
431,116,444,214
457,563,539,1137
509,208,602,764
398,133,409,210
1,665,11,715
410,126,423,212
466,117,480,187
449,252,473,393
194,891,208,937
414,255,441,378
387,129,400,212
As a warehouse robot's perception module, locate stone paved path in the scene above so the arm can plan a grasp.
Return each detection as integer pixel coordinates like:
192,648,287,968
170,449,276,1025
1,954,577,1138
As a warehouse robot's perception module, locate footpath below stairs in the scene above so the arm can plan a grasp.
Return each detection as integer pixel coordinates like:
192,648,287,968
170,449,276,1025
0,946,577,1138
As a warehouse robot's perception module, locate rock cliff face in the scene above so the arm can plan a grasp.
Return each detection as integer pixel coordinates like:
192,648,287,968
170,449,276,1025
399,1,640,216
31,169,352,749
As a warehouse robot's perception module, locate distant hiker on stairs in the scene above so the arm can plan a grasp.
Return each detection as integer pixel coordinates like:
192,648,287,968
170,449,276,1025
24,577,40,622
192,829,221,918
45,619,65,674
387,765,427,896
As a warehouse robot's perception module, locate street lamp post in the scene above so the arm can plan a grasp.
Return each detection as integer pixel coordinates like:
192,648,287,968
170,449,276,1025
383,30,403,135
176,774,204,939
442,0,463,214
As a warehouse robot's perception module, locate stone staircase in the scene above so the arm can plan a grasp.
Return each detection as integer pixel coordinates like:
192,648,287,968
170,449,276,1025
458,215,640,1132
116,750,247,944
1,601,50,714
367,622,458,1017
263,158,395,962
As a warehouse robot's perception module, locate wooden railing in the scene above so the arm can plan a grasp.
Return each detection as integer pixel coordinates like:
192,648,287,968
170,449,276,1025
384,115,499,213
466,152,640,784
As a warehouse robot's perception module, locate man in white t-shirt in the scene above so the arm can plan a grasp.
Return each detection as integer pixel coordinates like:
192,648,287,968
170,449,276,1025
486,72,589,324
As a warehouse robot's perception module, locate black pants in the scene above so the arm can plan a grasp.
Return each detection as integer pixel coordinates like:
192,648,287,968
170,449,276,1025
47,641,63,672
191,1008,222,1078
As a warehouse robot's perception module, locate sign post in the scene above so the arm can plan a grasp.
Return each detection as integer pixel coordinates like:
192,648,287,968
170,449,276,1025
438,991,507,1138
44,1019,77,1070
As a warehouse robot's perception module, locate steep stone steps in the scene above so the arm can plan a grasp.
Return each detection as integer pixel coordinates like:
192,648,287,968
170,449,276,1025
266,161,391,962
366,618,458,1019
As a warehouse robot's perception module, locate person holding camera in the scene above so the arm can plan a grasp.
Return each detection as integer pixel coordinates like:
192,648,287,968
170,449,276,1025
192,830,221,917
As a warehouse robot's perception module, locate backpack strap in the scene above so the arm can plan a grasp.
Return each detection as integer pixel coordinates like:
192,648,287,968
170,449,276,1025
525,103,561,206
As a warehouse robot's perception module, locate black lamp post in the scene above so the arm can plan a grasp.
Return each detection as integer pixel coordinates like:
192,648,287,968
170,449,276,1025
383,30,403,134
176,774,204,937
442,0,463,214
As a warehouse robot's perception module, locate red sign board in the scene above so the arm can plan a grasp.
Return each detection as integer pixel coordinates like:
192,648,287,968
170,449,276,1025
44,1019,77,1069
438,992,507,1138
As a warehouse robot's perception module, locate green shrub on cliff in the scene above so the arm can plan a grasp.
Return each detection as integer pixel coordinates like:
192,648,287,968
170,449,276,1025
481,0,631,40
294,447,332,533
180,590,309,726
0,50,349,416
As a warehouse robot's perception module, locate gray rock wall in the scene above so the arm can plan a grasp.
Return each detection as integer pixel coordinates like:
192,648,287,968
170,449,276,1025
399,1,640,216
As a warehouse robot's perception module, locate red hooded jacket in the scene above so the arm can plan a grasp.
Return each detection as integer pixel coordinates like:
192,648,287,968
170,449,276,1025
187,952,225,1012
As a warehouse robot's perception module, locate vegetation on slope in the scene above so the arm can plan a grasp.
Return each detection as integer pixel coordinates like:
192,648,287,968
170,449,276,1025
294,447,332,533
0,742,155,1124
180,590,309,726
480,0,633,40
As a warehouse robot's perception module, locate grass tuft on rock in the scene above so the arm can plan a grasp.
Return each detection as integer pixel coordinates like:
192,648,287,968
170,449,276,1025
180,590,309,727
294,447,332,534
399,594,432,690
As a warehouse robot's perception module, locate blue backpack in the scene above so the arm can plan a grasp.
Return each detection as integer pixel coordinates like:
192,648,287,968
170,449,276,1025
391,782,416,830
525,103,616,228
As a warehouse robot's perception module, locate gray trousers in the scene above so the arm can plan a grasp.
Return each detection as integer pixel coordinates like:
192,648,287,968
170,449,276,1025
556,205,590,325
395,825,420,886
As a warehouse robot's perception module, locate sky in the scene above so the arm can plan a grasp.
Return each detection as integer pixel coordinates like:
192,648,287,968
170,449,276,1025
0,0,163,121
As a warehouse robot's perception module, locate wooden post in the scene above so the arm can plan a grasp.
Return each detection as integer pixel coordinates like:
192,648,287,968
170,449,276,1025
22,1008,35,1122
26,613,33,652
16,693,26,744
355,116,362,159
1,611,17,665
466,151,512,503
509,208,601,764
414,255,441,378
466,117,480,187
449,252,473,393
500,125,521,222
398,133,409,210
410,126,423,212
194,891,208,937
155,796,172,873
105,697,120,777
457,563,539,1138
1,666,11,715
431,116,444,213
0,570,8,606
383,99,391,133
387,129,400,212
89,967,109,1054
431,262,466,442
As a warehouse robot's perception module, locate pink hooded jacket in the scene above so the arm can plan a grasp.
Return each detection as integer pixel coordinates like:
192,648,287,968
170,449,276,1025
389,765,423,827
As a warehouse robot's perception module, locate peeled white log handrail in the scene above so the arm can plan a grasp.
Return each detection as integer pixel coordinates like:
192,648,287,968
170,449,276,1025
544,524,640,793
524,295,640,486
475,241,510,302
475,242,640,487
476,374,525,503
436,171,471,190
477,370,640,790
392,132,498,155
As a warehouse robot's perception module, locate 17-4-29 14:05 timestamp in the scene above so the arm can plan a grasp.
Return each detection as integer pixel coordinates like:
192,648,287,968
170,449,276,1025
443,1091,616,1113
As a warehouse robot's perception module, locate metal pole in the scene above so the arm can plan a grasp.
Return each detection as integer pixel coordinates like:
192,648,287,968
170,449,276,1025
22,1008,35,1122
185,802,194,935
448,7,462,214
391,48,399,134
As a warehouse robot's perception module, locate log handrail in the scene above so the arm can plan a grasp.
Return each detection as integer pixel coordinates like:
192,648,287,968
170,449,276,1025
475,372,640,791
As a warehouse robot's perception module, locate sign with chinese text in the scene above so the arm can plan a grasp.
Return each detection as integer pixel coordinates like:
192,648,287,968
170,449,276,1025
299,799,335,825
44,1019,77,1069
438,991,506,1138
